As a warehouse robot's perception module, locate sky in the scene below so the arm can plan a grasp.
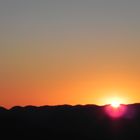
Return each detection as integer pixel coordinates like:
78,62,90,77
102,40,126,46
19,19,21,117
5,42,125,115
0,0,140,108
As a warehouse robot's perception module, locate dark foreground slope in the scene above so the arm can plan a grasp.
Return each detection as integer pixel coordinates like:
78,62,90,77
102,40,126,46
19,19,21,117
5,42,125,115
0,104,140,140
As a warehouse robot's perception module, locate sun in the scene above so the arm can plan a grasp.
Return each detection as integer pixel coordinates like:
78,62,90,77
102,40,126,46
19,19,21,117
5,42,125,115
111,100,121,108
107,97,124,108
104,96,127,118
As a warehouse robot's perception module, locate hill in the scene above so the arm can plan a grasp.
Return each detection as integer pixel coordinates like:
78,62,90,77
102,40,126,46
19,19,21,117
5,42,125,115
0,104,140,140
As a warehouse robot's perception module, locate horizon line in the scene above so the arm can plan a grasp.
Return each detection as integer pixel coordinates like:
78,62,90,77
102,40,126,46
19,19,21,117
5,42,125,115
1,103,140,110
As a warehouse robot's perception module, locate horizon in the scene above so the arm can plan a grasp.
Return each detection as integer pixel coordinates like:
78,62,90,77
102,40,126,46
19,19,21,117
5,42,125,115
2,102,140,110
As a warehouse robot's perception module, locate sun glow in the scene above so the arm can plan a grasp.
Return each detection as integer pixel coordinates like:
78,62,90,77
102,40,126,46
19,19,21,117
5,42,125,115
104,97,128,118
111,100,121,108
106,96,125,107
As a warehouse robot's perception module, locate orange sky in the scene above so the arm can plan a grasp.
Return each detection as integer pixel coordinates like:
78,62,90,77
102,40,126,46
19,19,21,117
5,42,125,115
0,0,140,108
1,31,140,108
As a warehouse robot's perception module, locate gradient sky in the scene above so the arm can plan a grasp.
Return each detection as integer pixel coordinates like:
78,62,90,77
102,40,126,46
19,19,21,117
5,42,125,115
0,0,140,108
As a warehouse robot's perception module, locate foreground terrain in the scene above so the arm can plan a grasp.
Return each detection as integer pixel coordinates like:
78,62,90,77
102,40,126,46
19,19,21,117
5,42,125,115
0,104,140,140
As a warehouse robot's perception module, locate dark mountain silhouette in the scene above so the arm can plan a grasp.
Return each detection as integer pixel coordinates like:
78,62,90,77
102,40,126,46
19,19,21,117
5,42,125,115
0,104,140,140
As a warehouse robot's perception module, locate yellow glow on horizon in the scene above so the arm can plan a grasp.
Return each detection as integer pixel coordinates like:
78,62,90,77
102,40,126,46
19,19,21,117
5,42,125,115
107,96,125,107
111,100,121,108
96,89,130,106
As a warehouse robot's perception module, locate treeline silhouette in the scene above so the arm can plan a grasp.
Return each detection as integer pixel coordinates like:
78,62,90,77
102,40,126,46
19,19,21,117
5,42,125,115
0,104,140,140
